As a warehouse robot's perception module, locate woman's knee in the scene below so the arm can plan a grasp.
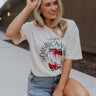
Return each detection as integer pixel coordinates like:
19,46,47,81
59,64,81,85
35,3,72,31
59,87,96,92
76,87,90,96
64,78,90,96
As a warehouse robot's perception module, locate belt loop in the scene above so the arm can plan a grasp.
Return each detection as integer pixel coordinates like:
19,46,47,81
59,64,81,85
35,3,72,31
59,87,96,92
31,71,32,75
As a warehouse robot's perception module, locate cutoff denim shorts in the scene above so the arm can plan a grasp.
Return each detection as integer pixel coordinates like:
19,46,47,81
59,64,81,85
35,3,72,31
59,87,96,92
27,72,61,96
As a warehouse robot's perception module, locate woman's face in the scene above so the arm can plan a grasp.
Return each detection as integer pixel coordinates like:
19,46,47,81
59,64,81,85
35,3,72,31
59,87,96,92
40,0,58,21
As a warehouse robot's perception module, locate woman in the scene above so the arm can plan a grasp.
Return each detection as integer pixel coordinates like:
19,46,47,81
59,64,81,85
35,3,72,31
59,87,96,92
6,0,90,96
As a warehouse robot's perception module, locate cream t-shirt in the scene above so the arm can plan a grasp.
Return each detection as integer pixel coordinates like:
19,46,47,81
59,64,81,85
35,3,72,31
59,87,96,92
12,19,83,77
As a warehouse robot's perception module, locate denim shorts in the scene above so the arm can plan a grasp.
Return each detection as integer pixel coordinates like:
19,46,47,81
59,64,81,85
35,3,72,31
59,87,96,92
27,72,61,96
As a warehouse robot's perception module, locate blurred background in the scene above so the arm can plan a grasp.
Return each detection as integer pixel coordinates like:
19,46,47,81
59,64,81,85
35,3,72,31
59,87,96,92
0,0,96,77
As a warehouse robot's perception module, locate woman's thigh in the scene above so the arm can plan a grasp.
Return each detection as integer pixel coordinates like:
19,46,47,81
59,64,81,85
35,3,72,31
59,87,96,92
27,74,52,96
27,72,61,96
63,78,90,96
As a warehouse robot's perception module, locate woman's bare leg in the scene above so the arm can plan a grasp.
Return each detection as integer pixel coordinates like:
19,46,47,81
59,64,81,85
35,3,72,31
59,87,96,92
63,78,90,96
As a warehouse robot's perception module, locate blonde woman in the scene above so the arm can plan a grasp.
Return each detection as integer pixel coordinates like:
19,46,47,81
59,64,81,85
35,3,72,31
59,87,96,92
6,0,90,96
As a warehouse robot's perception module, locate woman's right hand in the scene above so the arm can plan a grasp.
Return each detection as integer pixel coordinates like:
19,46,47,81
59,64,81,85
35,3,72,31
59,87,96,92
26,0,38,11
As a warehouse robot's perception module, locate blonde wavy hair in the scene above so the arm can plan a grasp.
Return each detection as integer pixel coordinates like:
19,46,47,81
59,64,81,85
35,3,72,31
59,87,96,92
33,0,68,37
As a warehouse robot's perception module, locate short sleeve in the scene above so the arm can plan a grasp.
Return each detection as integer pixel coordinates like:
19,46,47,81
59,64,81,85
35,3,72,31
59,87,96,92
12,22,29,45
64,20,83,60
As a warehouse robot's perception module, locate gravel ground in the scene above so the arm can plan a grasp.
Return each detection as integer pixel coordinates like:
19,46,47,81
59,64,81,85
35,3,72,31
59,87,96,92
73,52,96,78
5,40,96,78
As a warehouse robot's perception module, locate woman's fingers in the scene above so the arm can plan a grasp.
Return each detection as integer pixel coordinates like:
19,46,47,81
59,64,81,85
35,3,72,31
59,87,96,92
26,0,38,10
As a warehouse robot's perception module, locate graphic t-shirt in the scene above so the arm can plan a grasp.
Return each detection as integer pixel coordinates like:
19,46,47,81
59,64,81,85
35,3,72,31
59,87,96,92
12,19,83,77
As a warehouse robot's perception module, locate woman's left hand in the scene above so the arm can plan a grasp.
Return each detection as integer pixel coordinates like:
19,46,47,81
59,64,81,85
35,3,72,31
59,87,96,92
52,83,64,96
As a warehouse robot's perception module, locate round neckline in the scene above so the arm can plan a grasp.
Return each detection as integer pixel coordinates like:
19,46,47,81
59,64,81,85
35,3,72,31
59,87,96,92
44,25,53,30
44,25,62,38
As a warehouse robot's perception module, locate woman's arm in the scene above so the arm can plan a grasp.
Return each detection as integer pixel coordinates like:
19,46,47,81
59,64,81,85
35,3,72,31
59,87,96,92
58,59,72,89
6,0,38,40
52,59,72,96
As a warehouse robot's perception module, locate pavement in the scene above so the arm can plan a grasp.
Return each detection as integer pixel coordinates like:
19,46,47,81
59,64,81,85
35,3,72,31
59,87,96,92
0,31,96,96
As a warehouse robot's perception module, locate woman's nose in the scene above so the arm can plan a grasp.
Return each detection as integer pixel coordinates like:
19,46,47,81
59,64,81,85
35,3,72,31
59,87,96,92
51,5,56,10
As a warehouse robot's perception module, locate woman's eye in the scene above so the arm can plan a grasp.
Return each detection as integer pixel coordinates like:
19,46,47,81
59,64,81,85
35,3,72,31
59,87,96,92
54,1,58,5
45,3,51,6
